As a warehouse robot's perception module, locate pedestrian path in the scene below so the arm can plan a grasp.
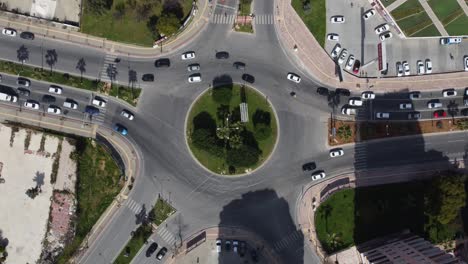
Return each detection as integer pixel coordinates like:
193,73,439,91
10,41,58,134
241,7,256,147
272,230,303,253
210,13,275,24
100,53,119,83
456,0,468,16
417,0,449,36
386,0,408,12
156,226,177,246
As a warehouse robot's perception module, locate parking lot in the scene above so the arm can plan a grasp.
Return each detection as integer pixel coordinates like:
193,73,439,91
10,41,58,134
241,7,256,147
325,0,468,78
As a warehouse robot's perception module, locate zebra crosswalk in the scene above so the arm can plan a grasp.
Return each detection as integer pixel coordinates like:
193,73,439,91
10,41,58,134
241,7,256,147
272,230,303,253
100,53,118,83
210,14,275,25
125,198,143,214
156,226,177,245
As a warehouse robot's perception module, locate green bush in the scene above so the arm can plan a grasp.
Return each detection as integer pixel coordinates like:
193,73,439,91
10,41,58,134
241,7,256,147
226,145,260,167
212,86,233,105
192,129,224,157
254,123,272,141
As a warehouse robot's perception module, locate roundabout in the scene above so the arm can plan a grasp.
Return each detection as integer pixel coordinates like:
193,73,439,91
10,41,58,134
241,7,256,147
186,83,278,175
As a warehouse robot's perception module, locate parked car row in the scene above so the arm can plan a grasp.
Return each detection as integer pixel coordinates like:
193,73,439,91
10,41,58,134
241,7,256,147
216,239,257,261
1,27,35,40
145,242,167,260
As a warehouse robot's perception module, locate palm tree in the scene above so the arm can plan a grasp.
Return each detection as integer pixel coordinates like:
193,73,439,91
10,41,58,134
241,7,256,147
326,232,342,252
337,125,352,141
76,58,86,82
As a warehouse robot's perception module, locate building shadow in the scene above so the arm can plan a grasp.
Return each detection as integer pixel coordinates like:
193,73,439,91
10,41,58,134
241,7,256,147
218,189,304,264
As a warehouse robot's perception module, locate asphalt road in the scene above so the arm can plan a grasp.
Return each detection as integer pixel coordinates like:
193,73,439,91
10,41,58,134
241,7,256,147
0,0,466,263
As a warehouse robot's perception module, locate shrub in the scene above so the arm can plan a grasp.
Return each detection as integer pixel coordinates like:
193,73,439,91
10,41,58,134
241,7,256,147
226,145,260,167
212,86,233,105
192,129,224,157
254,123,272,141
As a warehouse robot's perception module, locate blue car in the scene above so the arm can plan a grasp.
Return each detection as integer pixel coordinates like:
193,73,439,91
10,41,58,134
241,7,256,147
114,124,128,136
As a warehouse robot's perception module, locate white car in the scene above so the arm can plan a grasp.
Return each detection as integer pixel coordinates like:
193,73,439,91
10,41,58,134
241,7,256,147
330,44,342,59
338,49,348,65
425,59,432,74
442,89,457,97
216,239,222,253
24,100,39,110
341,107,356,115
417,60,425,75
379,32,392,41
330,16,345,23
375,24,389,34
187,64,200,71
361,91,375,100
48,85,63,94
376,112,390,119
311,171,326,181
403,61,410,76
181,52,195,60
121,109,134,120
396,62,403,77
47,106,61,115
327,33,339,41
92,97,107,108
63,100,78,109
427,101,442,108
345,55,355,71
329,148,344,158
349,98,363,106
188,75,202,83
287,73,301,83
399,103,412,110
363,9,376,20
464,56,468,71
2,28,16,37
233,240,239,253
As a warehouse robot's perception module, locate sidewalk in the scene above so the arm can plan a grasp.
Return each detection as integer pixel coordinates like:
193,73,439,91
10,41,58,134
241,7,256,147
456,0,468,16
0,0,212,57
417,0,449,36
274,0,468,92
386,0,408,12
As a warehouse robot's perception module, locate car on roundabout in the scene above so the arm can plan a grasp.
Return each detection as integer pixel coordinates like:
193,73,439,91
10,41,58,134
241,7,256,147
330,148,344,158
187,64,200,72
121,109,134,120
242,74,255,83
114,124,128,136
188,74,202,83
142,74,154,82
215,51,229,59
154,58,170,68
233,61,246,70
302,162,317,171
287,73,301,83
181,52,196,60
311,170,326,181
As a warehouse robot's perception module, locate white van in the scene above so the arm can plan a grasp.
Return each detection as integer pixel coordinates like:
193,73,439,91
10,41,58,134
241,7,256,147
0,92,17,102
440,37,462,45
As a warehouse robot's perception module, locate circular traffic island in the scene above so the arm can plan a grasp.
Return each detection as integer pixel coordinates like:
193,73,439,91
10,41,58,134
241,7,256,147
186,84,278,175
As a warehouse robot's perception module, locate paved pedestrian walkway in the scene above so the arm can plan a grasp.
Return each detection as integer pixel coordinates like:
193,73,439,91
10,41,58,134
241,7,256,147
417,0,449,36
456,0,468,16
274,0,468,92
0,0,212,57
386,0,408,12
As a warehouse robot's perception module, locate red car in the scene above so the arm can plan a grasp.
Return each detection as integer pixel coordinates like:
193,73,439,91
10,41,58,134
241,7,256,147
353,60,361,74
433,110,447,118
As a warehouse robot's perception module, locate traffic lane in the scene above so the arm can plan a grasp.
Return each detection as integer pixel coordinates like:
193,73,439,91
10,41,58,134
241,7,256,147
0,34,105,80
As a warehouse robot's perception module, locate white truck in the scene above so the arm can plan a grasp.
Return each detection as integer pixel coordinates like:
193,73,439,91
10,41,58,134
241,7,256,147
0,92,17,102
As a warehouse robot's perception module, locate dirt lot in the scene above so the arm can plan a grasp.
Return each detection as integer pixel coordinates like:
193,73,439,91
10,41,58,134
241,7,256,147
0,124,76,264
329,118,465,146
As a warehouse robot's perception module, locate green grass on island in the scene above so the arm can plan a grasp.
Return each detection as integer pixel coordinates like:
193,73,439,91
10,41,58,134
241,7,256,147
152,198,176,226
81,0,194,46
187,84,278,175
57,138,124,264
114,224,153,264
291,0,326,48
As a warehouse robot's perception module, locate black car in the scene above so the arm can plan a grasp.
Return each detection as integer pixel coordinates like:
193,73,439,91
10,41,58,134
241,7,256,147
42,94,56,103
302,162,316,172
142,74,154,82
335,88,351,97
17,77,31,87
146,242,158,257
216,51,229,59
233,61,246,70
20,31,35,40
250,249,259,262
316,87,329,96
85,105,100,115
156,247,167,260
461,108,468,116
154,58,170,68
242,74,255,83
17,88,30,97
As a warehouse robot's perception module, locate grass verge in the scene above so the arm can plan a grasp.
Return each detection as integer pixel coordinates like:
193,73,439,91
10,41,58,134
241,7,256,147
235,23,254,33
152,198,176,226
445,14,468,35
56,138,124,264
0,60,141,106
291,0,326,48
113,224,153,264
